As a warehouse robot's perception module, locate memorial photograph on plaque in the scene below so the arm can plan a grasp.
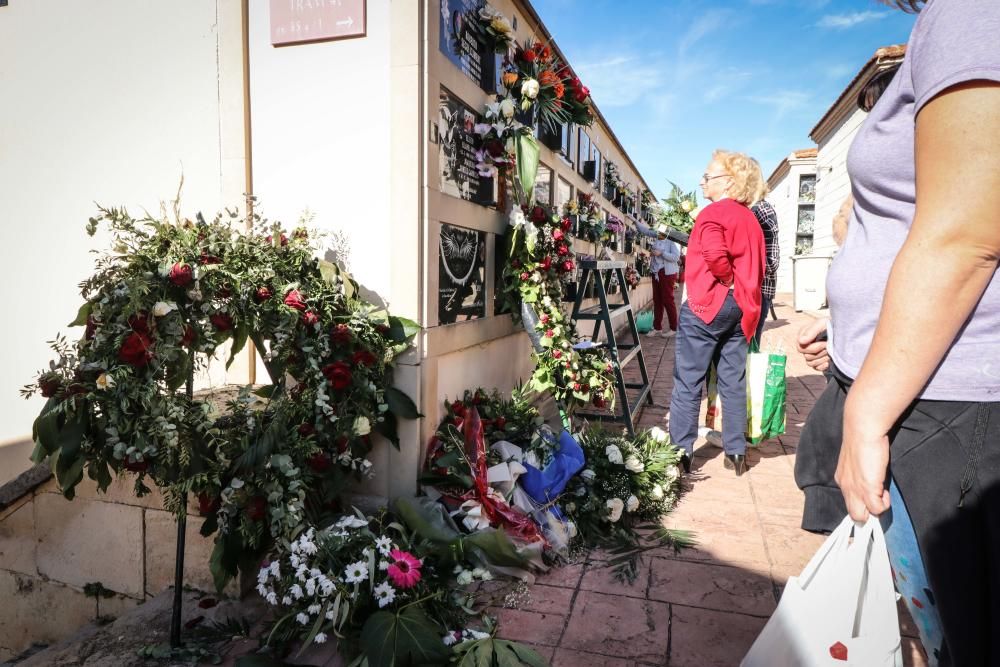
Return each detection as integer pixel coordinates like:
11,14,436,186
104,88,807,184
438,88,494,206
438,0,497,92
438,223,486,324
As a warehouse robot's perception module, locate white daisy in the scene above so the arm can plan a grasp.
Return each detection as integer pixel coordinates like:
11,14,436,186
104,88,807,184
343,561,368,584
374,536,393,557
373,581,397,608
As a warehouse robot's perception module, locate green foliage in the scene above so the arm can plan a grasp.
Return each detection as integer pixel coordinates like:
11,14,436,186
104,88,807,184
657,181,699,235
360,606,452,667
453,637,550,667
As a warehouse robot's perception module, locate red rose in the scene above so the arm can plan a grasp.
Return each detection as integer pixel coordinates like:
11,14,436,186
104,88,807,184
181,325,197,348
245,496,267,522
552,229,565,242
254,286,273,303
592,395,607,409
451,401,467,418
352,349,378,367
485,140,505,158
562,260,575,273
265,233,289,247
560,217,572,232
210,313,234,331
283,289,307,311
495,416,507,430
124,459,149,473
307,452,331,473
39,374,62,398
336,436,350,453
520,272,531,281
556,243,570,256
119,331,154,367
301,310,319,326
540,314,550,324
473,390,486,405
331,323,352,346
530,206,548,223
298,423,316,438
573,383,582,392
322,361,352,390
544,329,555,338
540,256,552,271
197,492,220,516
168,263,194,287
521,48,537,63
127,312,151,334
552,350,562,359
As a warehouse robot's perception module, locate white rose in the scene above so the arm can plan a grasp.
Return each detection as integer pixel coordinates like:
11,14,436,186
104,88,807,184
580,469,596,481
605,444,624,465
499,98,516,120
353,416,371,436
624,455,645,473
626,495,640,513
651,484,664,500
509,209,526,228
606,497,624,523
680,199,694,213
152,301,177,317
95,373,114,390
649,427,669,443
521,78,540,100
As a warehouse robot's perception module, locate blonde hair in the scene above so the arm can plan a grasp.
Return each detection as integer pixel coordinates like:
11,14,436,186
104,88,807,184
712,150,767,206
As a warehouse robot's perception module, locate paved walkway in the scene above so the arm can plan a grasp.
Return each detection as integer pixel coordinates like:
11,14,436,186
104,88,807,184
494,296,931,666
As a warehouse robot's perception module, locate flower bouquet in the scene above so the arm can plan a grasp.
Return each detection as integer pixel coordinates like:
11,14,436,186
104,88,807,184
563,427,693,581
658,181,699,235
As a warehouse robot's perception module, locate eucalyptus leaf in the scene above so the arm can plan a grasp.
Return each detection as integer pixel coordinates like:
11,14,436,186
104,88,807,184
68,301,93,327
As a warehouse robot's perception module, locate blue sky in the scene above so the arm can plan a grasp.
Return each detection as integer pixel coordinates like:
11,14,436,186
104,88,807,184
531,0,917,196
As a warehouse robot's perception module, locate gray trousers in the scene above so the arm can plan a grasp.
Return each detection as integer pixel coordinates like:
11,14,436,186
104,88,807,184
669,294,748,456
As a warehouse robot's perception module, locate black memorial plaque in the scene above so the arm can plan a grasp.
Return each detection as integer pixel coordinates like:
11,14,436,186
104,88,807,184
438,88,494,206
439,0,497,92
438,223,486,325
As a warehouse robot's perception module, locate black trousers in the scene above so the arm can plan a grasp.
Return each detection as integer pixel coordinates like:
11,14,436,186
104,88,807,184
798,369,1000,665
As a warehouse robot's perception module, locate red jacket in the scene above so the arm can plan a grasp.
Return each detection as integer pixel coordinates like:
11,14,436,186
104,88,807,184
685,198,765,341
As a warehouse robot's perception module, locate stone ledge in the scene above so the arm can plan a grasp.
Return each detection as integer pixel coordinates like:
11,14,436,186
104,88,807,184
0,465,51,513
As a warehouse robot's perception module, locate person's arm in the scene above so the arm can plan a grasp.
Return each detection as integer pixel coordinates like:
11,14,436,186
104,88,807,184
663,240,680,264
699,218,734,285
633,219,656,238
832,195,853,247
837,81,1000,521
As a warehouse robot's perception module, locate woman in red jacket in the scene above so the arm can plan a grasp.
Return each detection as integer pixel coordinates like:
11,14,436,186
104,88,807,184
669,150,766,476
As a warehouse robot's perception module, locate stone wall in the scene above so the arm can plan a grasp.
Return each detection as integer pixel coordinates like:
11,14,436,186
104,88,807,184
0,470,226,661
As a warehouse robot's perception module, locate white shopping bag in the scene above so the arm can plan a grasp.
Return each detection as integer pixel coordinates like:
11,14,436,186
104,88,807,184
742,516,903,667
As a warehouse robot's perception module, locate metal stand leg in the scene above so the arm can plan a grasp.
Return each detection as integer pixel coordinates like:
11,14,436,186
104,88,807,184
169,500,186,648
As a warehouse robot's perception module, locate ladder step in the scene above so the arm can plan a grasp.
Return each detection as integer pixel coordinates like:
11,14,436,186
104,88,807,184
574,304,631,320
593,343,642,368
578,260,626,270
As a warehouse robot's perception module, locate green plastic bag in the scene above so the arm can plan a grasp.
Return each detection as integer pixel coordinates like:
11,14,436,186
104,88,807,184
636,311,654,334
746,340,787,444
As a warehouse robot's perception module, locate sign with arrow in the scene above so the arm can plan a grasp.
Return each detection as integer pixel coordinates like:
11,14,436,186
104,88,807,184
270,0,366,46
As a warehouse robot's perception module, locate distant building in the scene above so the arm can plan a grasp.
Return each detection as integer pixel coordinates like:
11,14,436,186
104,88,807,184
767,44,906,309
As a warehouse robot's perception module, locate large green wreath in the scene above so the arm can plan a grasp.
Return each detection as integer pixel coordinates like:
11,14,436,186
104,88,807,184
24,205,420,589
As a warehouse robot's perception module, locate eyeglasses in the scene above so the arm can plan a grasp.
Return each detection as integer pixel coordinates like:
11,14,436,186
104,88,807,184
701,173,729,183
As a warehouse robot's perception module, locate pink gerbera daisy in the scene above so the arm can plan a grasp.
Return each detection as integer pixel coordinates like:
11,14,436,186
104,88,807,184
386,549,422,589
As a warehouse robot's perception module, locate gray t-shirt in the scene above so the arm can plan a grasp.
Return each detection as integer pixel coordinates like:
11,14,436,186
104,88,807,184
827,0,1000,400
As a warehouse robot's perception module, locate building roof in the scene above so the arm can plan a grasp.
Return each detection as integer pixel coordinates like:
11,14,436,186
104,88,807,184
767,147,817,190
809,44,906,143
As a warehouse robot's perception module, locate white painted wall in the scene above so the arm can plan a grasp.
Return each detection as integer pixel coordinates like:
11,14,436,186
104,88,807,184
814,108,866,256
247,1,393,304
767,160,816,294
0,0,242,446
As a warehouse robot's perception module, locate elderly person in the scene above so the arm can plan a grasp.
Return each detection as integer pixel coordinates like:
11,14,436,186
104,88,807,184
750,189,779,345
794,0,1000,661
633,220,680,337
669,150,766,476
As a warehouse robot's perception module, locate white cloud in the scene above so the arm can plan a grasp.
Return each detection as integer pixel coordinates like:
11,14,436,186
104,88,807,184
678,9,732,54
816,10,890,29
746,90,812,119
575,54,665,108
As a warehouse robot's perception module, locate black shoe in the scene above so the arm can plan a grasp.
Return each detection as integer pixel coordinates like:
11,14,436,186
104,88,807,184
679,454,692,474
723,454,746,476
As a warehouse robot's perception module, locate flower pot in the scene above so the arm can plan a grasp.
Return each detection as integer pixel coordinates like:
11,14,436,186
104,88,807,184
608,240,618,252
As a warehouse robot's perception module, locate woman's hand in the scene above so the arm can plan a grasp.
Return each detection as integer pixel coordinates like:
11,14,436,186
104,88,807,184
797,317,830,372
835,398,891,521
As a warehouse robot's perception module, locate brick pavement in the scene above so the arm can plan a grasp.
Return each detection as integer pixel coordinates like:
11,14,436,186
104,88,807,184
494,296,931,666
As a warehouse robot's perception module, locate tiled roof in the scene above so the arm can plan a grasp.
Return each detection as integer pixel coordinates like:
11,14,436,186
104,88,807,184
793,148,818,159
809,44,907,142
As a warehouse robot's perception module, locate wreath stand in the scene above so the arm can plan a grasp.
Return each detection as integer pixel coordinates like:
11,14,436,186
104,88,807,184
169,354,195,648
